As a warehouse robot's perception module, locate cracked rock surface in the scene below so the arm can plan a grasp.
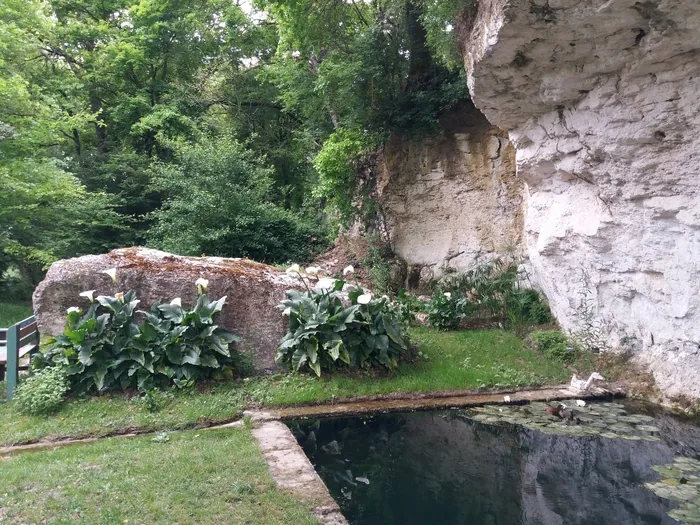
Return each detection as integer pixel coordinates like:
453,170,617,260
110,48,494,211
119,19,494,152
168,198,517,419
462,0,700,397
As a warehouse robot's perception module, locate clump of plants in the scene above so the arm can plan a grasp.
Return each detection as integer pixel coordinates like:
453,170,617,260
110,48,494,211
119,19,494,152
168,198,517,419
35,270,243,393
525,330,578,363
276,264,409,376
426,256,551,330
13,367,69,415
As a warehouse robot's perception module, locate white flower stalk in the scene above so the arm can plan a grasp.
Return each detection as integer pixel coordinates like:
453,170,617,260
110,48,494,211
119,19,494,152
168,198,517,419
357,293,372,305
115,292,125,302
342,265,354,276
195,277,209,295
286,263,301,275
103,268,118,283
170,297,182,307
67,306,81,314
443,292,452,299
79,290,96,302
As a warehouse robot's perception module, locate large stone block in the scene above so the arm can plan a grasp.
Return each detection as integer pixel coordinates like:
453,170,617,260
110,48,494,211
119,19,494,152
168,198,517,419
33,247,300,371
461,0,700,397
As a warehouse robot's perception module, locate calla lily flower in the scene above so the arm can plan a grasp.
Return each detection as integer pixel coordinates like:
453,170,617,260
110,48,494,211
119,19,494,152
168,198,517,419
503,395,511,403
282,307,291,316
286,263,301,275
115,292,125,302
315,277,336,291
170,297,182,307
305,266,321,277
342,265,354,276
79,290,96,302
357,293,372,305
67,306,81,314
575,400,586,407
195,278,209,294
103,268,118,283
444,292,452,299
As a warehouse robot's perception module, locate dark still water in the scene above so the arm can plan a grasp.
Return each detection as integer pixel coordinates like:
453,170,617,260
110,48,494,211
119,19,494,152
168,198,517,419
287,402,700,525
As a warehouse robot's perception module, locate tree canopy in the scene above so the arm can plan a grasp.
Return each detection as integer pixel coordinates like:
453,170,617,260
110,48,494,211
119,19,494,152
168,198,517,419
1,0,467,297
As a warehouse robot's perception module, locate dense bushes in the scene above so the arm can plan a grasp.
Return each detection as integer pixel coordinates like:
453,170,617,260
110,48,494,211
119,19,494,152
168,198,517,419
13,367,68,415
276,266,409,376
149,138,329,264
36,278,244,393
401,257,552,331
525,330,578,363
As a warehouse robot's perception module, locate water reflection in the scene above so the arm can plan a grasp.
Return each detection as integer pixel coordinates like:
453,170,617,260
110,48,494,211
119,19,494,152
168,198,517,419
288,402,700,525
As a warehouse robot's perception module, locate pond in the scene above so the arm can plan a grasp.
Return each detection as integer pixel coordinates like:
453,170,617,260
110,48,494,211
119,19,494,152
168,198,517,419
287,400,700,525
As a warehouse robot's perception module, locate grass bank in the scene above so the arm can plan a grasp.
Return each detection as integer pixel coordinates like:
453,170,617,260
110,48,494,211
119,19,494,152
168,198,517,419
0,428,317,524
0,327,593,446
0,301,32,326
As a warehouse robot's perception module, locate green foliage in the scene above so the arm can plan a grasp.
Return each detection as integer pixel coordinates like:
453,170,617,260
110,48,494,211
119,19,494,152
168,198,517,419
426,291,470,330
526,330,578,363
36,288,243,393
14,367,68,416
363,244,395,296
428,257,552,330
149,137,328,263
394,289,425,326
276,278,409,376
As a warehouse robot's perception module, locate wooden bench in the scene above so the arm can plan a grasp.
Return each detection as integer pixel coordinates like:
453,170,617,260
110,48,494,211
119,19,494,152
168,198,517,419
0,316,40,401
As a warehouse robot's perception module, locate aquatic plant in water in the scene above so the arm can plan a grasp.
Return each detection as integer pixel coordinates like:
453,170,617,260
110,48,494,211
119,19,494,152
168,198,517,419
646,457,700,524
464,401,661,440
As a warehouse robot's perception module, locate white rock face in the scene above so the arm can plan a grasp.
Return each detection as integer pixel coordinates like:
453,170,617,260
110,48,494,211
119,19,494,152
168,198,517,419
462,0,700,397
377,104,524,288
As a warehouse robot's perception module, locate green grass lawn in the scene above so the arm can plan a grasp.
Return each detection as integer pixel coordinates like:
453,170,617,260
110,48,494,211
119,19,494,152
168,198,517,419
0,301,33,326
0,428,317,524
0,327,592,447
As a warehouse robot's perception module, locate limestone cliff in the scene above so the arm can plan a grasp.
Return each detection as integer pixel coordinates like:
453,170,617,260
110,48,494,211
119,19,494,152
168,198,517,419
377,102,524,288
460,0,700,398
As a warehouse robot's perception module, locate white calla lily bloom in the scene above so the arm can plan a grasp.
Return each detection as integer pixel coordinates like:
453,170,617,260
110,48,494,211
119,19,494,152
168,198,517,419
357,293,372,305
575,400,586,407
342,265,354,276
115,292,125,302
79,290,96,302
195,277,209,294
444,292,452,299
282,307,291,316
286,263,301,275
67,306,81,314
103,268,117,283
305,266,321,277
315,277,336,291
170,297,182,307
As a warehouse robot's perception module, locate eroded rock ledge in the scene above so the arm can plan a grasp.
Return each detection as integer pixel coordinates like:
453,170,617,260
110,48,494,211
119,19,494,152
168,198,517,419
33,247,300,370
462,0,700,397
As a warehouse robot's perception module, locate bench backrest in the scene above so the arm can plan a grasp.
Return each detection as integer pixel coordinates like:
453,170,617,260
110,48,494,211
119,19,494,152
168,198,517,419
2,315,40,401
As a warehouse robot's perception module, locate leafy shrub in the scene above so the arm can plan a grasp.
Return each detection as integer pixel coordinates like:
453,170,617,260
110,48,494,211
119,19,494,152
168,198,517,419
276,268,409,376
363,244,394,296
36,283,243,393
394,289,425,326
429,256,551,329
426,292,470,330
526,330,578,363
14,367,68,415
149,137,329,264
